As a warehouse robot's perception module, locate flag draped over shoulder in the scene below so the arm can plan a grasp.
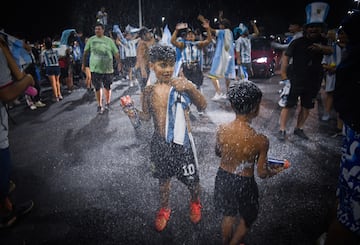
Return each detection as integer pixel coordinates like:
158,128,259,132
0,31,31,69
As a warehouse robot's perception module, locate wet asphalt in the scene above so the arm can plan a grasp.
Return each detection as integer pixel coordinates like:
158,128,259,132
0,73,341,245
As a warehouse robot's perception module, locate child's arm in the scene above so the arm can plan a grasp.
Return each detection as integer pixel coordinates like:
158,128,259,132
197,21,212,48
171,77,207,112
171,24,185,49
256,135,285,178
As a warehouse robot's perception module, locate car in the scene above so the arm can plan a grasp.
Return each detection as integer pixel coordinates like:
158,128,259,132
251,36,280,78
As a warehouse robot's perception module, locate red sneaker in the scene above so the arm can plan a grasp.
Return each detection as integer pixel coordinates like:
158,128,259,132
190,200,202,224
155,208,171,232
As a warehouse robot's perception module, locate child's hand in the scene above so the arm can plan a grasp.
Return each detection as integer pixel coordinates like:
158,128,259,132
171,77,192,92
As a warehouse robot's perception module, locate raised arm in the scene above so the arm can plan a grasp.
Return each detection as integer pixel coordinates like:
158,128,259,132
170,23,186,49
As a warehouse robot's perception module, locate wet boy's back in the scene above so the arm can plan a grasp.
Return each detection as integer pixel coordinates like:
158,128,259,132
215,81,269,178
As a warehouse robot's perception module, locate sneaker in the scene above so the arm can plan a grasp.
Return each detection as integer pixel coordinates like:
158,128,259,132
0,200,34,229
189,200,202,224
155,208,171,232
13,98,21,105
294,128,309,140
97,106,104,114
29,104,37,110
58,95,63,100
277,130,286,141
211,93,223,101
104,103,110,111
35,101,46,108
321,114,330,121
8,180,16,194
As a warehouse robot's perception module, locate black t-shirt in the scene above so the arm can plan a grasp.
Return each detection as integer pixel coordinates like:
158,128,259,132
286,36,327,87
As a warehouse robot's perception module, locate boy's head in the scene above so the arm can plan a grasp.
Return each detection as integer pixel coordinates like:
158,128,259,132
227,81,262,115
149,45,176,64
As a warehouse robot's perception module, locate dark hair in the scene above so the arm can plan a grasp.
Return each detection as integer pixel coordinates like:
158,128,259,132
44,37,53,49
227,81,262,115
95,22,104,29
139,27,150,39
149,45,176,64
219,18,231,29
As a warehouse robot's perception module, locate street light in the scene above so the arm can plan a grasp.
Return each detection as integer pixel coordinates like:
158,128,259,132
138,0,142,27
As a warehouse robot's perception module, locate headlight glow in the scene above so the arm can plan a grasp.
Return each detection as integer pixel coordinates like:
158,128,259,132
254,57,268,63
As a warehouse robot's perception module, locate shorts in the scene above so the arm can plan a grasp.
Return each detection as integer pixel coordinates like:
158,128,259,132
324,74,336,92
91,73,113,90
182,63,203,88
336,124,360,235
60,67,69,79
285,83,320,109
45,66,60,76
214,167,259,227
150,133,199,187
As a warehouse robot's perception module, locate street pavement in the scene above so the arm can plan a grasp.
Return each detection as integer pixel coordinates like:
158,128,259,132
0,73,342,245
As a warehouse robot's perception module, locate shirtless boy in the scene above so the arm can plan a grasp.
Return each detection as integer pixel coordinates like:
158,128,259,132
214,81,286,244
136,45,207,232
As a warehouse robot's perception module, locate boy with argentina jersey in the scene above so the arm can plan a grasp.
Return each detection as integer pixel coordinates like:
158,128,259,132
171,21,212,90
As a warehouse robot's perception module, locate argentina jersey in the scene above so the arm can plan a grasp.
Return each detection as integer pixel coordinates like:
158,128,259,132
43,49,59,67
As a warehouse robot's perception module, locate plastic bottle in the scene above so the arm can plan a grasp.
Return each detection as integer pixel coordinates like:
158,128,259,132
120,95,141,129
267,157,291,169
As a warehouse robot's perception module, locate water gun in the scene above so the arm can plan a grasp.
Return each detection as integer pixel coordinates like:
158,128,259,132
267,157,291,169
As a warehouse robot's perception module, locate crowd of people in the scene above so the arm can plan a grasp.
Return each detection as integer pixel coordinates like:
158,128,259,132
0,2,359,245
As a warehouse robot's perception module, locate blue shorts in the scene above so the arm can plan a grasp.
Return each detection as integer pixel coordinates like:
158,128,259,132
45,66,60,76
336,124,360,235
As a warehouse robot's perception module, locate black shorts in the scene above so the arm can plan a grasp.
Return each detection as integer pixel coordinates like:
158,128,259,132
285,83,320,109
214,167,259,227
91,73,113,90
150,133,199,187
182,63,203,88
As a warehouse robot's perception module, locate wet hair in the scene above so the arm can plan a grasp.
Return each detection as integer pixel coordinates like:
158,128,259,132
227,81,262,115
149,45,176,64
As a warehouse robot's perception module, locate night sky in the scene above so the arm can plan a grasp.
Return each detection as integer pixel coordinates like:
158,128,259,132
1,0,356,42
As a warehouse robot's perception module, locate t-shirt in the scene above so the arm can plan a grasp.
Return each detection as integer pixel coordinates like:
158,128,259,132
285,36,327,86
84,35,119,74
